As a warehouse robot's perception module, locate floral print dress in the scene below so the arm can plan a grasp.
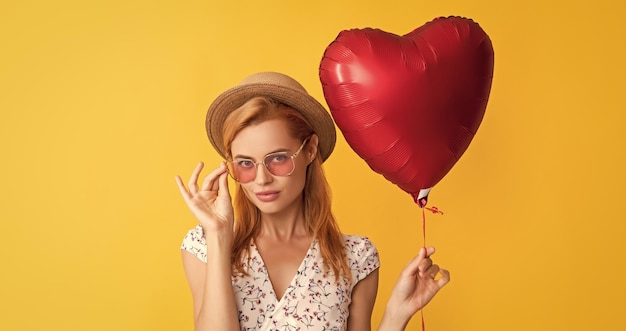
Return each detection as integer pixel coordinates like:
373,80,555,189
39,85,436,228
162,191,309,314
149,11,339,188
181,225,380,331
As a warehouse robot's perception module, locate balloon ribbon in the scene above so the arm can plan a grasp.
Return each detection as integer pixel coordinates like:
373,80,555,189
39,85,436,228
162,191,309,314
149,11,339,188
418,199,444,331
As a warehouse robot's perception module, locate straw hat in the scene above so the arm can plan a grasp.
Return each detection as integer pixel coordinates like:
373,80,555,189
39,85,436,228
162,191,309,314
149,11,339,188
205,72,336,161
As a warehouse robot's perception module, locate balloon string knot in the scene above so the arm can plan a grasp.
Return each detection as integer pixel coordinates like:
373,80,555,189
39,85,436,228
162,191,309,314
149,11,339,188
425,206,444,215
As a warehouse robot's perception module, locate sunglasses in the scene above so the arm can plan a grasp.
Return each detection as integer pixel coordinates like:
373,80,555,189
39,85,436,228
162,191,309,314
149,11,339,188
226,138,309,183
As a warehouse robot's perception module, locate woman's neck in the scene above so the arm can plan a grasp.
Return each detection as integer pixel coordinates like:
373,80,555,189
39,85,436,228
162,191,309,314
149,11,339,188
259,206,308,242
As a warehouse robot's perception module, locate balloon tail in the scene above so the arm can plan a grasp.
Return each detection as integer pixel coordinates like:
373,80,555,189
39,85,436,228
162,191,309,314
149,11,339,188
412,188,432,206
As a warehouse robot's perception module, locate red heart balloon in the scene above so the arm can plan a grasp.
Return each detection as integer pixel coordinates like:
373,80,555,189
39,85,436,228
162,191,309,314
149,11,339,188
319,16,494,204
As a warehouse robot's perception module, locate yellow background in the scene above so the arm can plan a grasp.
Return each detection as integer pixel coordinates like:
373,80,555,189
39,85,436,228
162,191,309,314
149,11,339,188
1,0,624,330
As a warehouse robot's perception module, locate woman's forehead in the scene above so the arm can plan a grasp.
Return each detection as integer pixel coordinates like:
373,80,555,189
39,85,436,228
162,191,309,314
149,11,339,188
230,120,299,156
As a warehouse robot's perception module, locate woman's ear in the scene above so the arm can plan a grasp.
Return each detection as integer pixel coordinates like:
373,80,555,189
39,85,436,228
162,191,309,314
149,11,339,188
307,134,319,163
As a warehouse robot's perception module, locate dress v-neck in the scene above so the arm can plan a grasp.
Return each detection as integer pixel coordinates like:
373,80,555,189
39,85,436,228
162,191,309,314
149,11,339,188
250,238,317,304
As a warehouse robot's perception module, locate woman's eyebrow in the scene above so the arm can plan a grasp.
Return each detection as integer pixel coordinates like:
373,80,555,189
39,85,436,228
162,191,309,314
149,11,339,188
233,148,290,159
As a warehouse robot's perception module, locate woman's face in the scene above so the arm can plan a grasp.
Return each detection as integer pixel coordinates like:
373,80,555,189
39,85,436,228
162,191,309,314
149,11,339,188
229,119,312,216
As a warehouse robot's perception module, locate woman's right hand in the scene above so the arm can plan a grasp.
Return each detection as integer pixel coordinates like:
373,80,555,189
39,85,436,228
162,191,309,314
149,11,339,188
175,162,234,236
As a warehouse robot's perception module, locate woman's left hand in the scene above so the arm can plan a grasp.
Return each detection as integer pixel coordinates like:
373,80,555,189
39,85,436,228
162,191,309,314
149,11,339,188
386,247,450,322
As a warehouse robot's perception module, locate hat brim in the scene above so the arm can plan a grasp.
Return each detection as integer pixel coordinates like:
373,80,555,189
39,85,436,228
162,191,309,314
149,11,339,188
206,82,336,161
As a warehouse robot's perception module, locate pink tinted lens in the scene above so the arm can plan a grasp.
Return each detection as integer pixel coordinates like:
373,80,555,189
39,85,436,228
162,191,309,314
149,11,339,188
228,162,256,183
265,154,294,176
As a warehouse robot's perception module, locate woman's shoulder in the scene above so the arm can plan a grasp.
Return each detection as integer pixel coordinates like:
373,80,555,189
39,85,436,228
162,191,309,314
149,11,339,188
342,234,379,259
342,234,377,250
341,234,380,281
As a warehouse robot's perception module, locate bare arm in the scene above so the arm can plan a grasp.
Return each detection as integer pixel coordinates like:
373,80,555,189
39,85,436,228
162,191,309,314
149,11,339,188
182,237,238,330
176,162,240,331
347,268,380,331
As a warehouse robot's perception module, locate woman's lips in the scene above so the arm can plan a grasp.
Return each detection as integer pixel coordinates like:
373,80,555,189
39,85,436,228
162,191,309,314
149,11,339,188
255,190,280,202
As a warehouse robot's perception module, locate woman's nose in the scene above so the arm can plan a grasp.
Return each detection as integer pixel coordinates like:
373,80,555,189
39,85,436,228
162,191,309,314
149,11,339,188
254,162,273,184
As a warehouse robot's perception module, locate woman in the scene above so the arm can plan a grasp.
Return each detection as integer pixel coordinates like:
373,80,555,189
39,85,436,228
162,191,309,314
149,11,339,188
176,72,449,331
